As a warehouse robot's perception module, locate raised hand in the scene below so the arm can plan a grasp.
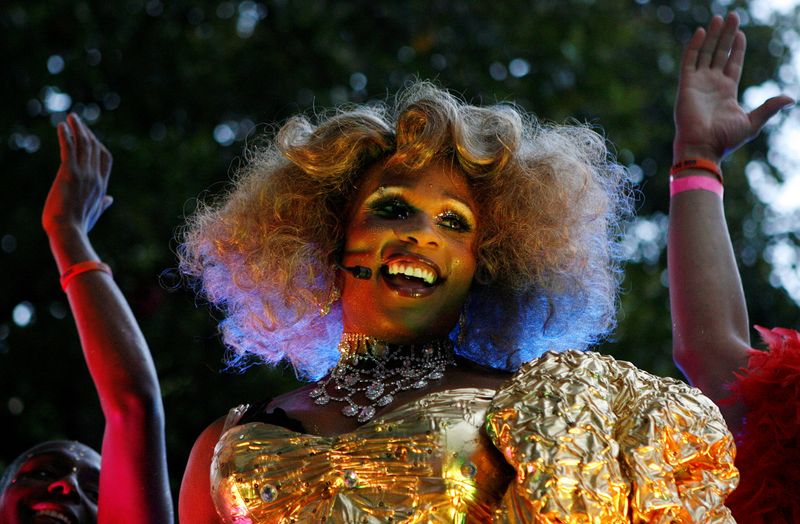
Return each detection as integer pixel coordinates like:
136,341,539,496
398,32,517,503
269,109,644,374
42,113,113,237
40,114,174,522
674,12,794,163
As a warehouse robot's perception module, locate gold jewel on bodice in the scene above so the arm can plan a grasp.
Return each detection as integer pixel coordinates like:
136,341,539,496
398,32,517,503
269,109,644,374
308,333,456,422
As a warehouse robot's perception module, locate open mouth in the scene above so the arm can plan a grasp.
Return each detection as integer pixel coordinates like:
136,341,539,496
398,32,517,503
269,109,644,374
380,256,442,297
32,510,74,524
29,502,78,524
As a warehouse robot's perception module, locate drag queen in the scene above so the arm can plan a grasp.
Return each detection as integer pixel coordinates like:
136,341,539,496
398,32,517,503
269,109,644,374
176,14,782,523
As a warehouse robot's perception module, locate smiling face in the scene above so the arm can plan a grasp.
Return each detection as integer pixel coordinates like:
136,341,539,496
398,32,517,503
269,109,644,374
0,441,100,524
339,158,478,343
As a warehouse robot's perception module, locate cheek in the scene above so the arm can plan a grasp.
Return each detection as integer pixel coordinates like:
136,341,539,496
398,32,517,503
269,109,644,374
0,482,32,506
454,239,479,278
344,220,383,250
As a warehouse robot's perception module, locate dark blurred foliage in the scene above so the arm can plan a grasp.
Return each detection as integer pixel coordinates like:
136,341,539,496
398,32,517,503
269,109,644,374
1,0,797,499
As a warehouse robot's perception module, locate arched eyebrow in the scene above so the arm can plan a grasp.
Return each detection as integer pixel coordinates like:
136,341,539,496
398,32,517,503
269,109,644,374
368,185,474,209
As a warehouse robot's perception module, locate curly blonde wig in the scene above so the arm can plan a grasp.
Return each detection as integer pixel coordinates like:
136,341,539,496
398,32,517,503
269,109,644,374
178,82,632,380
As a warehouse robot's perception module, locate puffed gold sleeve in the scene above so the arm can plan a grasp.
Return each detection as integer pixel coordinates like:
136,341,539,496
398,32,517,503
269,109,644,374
486,351,738,523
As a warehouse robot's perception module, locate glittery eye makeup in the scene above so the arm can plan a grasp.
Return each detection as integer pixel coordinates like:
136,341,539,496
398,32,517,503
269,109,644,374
368,194,413,220
436,210,473,232
364,187,475,233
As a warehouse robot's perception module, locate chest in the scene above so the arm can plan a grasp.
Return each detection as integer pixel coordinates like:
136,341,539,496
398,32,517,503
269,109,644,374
211,389,514,523
276,367,513,436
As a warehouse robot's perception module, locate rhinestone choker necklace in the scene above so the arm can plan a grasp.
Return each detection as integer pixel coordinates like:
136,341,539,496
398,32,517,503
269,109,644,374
309,333,456,422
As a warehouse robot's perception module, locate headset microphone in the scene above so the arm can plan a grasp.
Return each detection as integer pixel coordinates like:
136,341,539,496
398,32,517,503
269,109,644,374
335,262,373,280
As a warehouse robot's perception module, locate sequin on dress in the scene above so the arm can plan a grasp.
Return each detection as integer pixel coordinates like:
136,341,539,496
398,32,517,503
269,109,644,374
211,351,739,523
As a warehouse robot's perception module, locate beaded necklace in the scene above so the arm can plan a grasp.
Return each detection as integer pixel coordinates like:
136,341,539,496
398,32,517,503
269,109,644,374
309,333,456,422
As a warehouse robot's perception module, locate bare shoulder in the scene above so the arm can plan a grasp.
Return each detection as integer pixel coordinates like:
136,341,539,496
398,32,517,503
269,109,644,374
448,358,514,390
265,382,319,413
179,416,227,524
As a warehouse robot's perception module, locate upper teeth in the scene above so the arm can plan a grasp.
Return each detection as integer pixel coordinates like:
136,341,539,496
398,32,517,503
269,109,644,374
386,262,436,284
36,510,71,524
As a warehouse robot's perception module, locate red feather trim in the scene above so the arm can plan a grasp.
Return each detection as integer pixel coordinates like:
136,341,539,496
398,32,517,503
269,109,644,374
725,326,800,523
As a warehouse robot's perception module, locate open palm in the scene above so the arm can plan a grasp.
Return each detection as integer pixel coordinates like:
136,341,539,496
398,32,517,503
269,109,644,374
42,113,113,236
674,13,793,162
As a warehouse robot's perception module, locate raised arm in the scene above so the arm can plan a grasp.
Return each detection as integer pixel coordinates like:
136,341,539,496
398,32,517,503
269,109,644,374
668,13,794,429
42,113,173,523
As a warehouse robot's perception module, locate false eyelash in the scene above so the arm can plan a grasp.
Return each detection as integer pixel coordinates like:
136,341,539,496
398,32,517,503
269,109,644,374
437,210,473,232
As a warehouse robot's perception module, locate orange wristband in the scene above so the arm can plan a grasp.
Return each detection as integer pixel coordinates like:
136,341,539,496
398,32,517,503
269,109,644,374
60,261,112,292
670,158,723,183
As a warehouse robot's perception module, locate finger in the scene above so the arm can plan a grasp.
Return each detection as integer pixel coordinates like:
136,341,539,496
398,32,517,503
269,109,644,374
77,117,104,169
90,134,101,173
56,122,75,165
69,113,93,168
698,15,724,69
74,114,99,170
681,27,706,73
724,31,746,84
748,95,797,133
711,12,739,70
67,113,84,165
99,144,113,179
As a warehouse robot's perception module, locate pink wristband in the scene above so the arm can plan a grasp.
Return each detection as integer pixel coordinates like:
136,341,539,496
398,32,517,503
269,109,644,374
669,175,723,197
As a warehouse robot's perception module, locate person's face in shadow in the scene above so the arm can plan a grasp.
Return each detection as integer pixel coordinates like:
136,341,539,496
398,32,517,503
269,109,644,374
0,441,100,524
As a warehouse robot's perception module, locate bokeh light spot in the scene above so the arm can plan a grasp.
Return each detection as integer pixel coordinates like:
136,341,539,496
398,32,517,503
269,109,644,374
12,302,35,328
103,91,121,110
8,397,24,416
397,46,415,63
49,301,67,320
237,1,267,38
349,72,367,91
1,234,17,253
213,123,236,146
46,54,65,74
508,58,530,78
489,61,507,81
430,54,447,71
43,87,72,113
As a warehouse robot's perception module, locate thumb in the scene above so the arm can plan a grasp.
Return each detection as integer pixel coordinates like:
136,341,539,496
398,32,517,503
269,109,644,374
748,95,796,133
86,196,113,233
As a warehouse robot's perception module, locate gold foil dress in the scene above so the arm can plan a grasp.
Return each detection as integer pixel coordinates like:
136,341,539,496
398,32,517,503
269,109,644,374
211,351,738,523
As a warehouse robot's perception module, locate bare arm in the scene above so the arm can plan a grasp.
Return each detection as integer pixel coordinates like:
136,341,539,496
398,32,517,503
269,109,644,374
668,13,794,429
42,114,173,523
179,417,226,523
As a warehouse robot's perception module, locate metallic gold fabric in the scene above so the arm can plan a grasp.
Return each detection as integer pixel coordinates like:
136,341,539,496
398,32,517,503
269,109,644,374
212,389,512,523
486,351,738,523
212,351,738,523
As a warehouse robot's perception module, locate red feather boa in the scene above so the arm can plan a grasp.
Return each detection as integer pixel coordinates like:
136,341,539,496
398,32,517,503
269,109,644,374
725,326,800,523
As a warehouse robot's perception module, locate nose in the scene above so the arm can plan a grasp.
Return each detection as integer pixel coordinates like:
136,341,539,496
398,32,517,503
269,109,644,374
47,473,79,498
395,216,440,247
